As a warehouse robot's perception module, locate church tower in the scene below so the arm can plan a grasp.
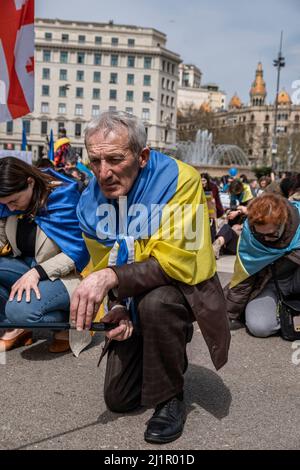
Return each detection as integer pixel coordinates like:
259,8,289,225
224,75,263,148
250,62,267,106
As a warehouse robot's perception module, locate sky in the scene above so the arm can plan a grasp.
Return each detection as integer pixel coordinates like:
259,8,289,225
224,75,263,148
35,0,300,106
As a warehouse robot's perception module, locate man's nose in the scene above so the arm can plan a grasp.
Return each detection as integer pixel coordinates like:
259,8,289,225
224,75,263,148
97,161,113,180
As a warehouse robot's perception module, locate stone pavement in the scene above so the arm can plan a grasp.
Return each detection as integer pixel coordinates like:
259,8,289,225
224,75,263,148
1,256,299,450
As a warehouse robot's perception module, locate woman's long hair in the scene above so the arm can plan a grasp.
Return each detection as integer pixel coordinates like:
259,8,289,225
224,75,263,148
0,157,57,216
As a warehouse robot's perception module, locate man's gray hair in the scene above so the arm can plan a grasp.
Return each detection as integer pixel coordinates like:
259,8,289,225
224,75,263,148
84,111,147,155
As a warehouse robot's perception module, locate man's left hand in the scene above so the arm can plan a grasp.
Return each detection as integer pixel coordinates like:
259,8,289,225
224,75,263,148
70,268,119,331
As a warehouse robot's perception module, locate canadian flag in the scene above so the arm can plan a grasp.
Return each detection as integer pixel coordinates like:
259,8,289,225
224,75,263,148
0,0,34,123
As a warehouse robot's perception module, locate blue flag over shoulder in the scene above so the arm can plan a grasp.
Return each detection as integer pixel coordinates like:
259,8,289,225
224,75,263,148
0,169,89,272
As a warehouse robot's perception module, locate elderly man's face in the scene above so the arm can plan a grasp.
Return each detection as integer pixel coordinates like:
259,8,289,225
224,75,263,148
87,128,149,199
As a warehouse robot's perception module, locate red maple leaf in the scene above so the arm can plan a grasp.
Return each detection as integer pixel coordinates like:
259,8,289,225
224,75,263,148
26,56,34,73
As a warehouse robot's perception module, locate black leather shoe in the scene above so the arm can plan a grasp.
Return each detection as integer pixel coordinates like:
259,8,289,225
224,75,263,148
144,396,186,444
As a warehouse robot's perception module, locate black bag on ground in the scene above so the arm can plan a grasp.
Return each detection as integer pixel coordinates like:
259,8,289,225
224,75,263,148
271,264,300,341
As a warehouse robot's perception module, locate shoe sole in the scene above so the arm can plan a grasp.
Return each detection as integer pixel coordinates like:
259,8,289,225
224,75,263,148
144,429,183,444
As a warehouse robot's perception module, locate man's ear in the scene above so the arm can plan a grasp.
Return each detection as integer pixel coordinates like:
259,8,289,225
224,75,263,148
138,147,150,168
27,177,35,186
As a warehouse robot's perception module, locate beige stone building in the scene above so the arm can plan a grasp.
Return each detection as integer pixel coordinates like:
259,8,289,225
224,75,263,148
0,18,181,161
177,63,226,112
214,63,300,168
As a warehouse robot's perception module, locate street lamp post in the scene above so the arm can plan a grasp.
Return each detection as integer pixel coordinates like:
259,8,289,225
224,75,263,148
272,31,285,171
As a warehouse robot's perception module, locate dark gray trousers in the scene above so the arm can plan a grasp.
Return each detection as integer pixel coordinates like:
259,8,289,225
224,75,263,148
103,285,194,412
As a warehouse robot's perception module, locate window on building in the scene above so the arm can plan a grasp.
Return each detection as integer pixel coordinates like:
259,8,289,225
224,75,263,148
109,106,117,112
171,97,175,107
58,122,65,133
111,54,119,66
125,107,133,114
166,96,169,106
94,54,102,65
109,89,117,100
126,90,134,102
43,50,51,62
75,123,82,137
111,37,119,46
142,108,150,120
62,33,69,42
144,57,152,69
76,87,84,98
143,92,151,103
167,63,170,73
59,69,68,81
127,74,134,85
162,60,166,71
42,85,49,96
41,102,49,113
143,75,151,86
6,121,13,134
22,120,31,135
127,56,135,68
42,68,50,80
92,88,100,100
295,115,300,122
76,70,84,81
95,36,102,44
77,52,85,64
60,51,68,64
58,103,66,114
265,114,270,121
93,71,101,83
59,86,67,97
160,110,164,121
166,79,170,90
110,73,118,84
41,121,48,135
162,78,165,89
45,32,52,41
75,104,83,116
171,64,175,75
170,113,174,123
92,105,100,117
128,38,135,47
171,81,175,91
78,35,86,43
161,94,164,105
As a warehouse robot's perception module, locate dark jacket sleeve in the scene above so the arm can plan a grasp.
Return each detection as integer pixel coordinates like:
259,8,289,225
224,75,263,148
108,257,173,301
225,275,256,321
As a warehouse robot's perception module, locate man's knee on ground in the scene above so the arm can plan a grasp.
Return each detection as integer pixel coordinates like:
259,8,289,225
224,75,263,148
104,386,140,413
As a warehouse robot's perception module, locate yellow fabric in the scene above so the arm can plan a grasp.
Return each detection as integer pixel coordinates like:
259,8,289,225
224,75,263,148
0,243,12,257
54,138,70,153
82,159,216,319
229,238,249,288
242,183,253,204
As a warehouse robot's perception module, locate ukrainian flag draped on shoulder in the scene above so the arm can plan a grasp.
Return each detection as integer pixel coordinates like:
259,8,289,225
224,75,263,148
230,201,300,288
0,170,89,272
77,150,215,286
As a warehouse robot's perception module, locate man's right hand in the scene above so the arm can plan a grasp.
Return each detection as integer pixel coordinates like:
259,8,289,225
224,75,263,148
102,306,133,342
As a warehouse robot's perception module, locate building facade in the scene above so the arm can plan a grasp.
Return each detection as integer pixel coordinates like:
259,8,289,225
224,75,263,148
177,63,226,112
214,63,300,168
0,18,181,161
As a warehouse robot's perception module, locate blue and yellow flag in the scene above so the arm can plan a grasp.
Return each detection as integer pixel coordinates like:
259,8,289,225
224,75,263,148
230,201,300,288
77,150,215,289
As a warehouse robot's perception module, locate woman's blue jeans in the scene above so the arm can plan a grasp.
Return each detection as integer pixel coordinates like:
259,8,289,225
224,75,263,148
0,256,70,325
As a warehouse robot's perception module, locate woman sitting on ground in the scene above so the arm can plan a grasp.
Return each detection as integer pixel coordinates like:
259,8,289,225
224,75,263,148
0,157,89,353
226,193,300,336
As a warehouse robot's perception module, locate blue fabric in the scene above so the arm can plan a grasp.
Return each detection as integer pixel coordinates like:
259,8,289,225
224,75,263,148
48,129,54,161
76,161,93,178
21,124,27,151
116,237,129,266
0,170,89,272
238,201,300,277
0,256,70,324
77,150,179,246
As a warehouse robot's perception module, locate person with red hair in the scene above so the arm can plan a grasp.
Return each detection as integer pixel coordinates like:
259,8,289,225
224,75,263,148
226,193,300,337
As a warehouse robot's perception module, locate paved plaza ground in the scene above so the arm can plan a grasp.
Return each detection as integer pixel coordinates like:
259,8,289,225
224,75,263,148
1,256,299,450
